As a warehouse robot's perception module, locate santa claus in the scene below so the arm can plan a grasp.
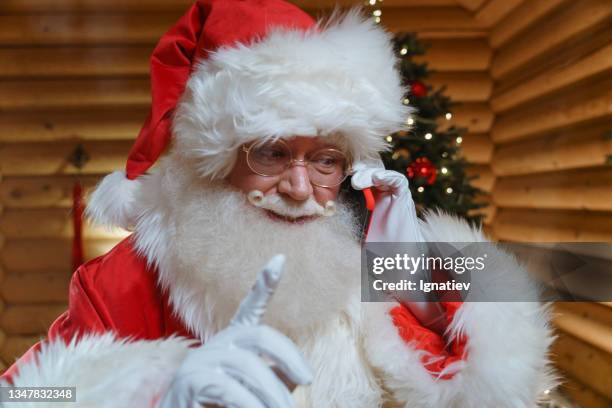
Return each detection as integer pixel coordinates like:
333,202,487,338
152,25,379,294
1,1,556,407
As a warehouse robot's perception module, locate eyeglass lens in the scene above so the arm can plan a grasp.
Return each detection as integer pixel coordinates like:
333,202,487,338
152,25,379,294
247,140,348,186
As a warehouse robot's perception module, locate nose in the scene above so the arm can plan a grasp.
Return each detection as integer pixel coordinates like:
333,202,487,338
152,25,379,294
277,164,314,201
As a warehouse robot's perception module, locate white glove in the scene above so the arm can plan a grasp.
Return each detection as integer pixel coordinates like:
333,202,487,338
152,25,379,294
158,255,312,408
351,161,449,335
351,160,425,243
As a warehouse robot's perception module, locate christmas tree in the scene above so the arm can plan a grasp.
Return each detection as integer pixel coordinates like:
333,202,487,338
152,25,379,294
384,33,486,223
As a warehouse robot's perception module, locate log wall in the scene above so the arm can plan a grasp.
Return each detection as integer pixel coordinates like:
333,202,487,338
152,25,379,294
0,0,494,372
488,1,612,406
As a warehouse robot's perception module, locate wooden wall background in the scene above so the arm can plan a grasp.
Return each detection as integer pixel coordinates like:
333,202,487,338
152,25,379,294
0,1,610,406
485,1,612,407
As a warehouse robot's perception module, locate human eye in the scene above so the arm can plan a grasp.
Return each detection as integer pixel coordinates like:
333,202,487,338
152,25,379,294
310,150,346,173
253,143,289,164
314,155,338,167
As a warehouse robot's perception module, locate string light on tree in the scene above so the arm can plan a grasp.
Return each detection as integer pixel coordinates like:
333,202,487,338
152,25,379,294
382,32,485,221
386,135,393,142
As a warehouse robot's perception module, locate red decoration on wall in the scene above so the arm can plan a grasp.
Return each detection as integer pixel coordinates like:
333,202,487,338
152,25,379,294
72,182,85,270
407,157,437,185
410,80,427,98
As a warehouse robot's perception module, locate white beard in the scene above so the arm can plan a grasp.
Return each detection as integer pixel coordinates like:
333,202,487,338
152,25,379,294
134,161,363,341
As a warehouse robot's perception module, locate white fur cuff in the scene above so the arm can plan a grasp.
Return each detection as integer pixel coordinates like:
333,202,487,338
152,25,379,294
1,333,194,408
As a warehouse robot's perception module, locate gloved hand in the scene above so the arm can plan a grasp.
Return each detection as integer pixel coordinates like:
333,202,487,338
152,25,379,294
158,255,312,408
352,160,465,377
351,160,425,243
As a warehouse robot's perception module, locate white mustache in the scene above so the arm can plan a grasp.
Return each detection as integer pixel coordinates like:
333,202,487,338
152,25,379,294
247,190,336,218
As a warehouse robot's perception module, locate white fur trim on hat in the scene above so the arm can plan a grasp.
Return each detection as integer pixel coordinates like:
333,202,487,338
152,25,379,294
172,9,411,179
85,171,141,230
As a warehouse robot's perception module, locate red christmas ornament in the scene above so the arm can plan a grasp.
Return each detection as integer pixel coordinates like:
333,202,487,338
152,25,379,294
407,157,437,185
410,80,427,98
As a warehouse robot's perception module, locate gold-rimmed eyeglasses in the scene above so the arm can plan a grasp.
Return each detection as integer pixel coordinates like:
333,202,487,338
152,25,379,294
242,139,351,188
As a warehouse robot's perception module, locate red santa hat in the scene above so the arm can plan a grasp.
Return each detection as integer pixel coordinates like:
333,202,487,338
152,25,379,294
87,0,410,229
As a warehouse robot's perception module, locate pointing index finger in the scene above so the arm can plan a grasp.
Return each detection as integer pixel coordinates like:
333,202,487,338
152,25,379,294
230,254,285,327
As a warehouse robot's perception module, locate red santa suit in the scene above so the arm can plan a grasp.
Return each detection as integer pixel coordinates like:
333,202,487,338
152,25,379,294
1,1,556,407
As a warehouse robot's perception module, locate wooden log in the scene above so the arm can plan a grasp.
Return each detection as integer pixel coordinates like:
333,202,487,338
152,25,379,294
468,193,495,225
1,272,71,304
492,122,612,175
492,167,612,211
0,336,41,366
490,0,568,49
555,302,612,327
428,72,492,102
0,329,5,354
492,44,612,113
0,140,131,176
0,0,457,13
0,109,146,142
552,333,612,400
443,103,493,134
459,133,492,164
297,0,461,7
553,307,612,356
0,0,191,13
0,304,67,335
0,46,150,78
466,165,494,193
474,0,526,28
0,8,487,46
493,209,612,242
491,0,612,80
491,81,612,143
558,374,612,408
0,79,150,111
380,7,487,33
0,208,131,239
0,175,101,209
481,224,496,241
414,39,491,71
0,14,179,46
454,0,487,12
1,238,120,272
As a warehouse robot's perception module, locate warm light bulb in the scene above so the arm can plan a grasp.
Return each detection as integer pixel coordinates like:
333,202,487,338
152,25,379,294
368,0,376,5
446,187,453,194
403,98,410,105
400,48,408,55
441,167,448,174
456,136,463,144
385,135,393,142
417,186,425,193
407,117,414,125
373,9,382,17
424,133,433,140
374,16,381,23
445,112,452,120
